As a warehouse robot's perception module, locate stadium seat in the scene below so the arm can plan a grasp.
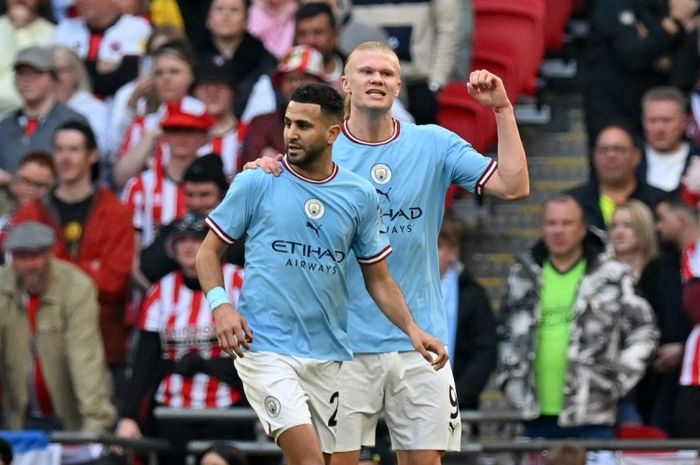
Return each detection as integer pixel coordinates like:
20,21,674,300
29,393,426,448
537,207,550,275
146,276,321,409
470,49,519,100
473,0,546,95
544,0,574,52
437,81,497,153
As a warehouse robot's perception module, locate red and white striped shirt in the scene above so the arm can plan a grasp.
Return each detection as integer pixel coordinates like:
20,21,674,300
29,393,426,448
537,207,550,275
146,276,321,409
119,110,166,159
122,168,186,246
139,265,244,408
120,108,247,178
200,122,248,178
680,239,700,386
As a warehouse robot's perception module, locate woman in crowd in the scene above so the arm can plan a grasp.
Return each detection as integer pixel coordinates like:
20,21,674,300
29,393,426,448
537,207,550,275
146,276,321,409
611,200,688,435
113,38,196,187
199,0,277,120
52,46,110,158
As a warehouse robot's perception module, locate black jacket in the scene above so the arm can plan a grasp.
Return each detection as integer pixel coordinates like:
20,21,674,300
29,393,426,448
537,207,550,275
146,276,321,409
452,269,498,409
567,179,666,231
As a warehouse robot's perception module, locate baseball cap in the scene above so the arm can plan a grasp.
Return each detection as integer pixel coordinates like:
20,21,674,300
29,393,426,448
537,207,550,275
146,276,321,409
165,213,208,257
161,96,216,131
272,45,327,86
184,154,228,193
14,46,57,73
5,222,55,252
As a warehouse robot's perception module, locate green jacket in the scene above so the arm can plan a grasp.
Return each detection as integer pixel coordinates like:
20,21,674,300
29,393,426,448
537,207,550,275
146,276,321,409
0,258,116,431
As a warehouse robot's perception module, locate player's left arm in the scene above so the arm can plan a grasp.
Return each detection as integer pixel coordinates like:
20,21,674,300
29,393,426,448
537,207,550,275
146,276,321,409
360,260,448,370
467,70,530,200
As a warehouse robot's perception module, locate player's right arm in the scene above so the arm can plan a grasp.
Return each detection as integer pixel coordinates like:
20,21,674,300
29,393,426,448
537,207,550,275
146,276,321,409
360,260,448,370
196,231,253,358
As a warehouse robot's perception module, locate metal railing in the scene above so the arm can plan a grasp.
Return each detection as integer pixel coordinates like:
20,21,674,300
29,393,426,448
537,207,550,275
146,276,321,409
152,407,700,462
50,431,169,465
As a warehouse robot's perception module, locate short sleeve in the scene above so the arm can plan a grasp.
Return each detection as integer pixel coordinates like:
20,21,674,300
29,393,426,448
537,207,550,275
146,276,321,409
139,282,163,331
443,130,497,196
122,176,144,230
206,170,258,244
353,187,392,264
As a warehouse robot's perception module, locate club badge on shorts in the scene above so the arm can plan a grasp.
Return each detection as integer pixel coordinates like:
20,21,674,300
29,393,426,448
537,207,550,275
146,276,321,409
264,396,281,417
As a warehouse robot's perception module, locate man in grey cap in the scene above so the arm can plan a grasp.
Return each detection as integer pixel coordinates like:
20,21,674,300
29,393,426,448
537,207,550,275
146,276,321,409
0,46,87,189
0,221,115,432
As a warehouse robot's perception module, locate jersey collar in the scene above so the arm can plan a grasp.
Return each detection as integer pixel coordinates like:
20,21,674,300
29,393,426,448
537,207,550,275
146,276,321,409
282,156,339,184
341,118,400,146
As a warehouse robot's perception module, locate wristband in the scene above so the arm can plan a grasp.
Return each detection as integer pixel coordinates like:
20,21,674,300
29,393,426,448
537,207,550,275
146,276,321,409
206,286,231,310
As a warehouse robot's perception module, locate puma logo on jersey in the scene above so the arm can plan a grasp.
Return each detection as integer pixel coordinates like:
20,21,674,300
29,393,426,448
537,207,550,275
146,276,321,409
306,221,322,237
376,187,392,202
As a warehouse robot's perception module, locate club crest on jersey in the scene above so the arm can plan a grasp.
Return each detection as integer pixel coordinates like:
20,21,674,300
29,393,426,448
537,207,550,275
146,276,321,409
264,396,281,417
371,164,392,185
305,199,325,219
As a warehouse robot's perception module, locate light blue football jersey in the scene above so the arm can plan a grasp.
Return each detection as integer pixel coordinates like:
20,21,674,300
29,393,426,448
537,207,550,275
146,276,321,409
334,120,497,352
206,157,391,361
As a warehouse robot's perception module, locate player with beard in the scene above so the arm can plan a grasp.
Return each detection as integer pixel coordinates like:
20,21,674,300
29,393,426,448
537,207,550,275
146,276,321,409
196,83,446,465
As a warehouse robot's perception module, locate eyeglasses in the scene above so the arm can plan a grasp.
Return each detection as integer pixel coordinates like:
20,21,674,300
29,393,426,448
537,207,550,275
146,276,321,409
17,175,52,190
594,145,633,156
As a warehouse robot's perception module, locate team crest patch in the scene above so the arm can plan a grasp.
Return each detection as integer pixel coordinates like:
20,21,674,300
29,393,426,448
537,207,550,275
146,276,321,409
371,164,392,185
264,396,281,417
305,199,325,219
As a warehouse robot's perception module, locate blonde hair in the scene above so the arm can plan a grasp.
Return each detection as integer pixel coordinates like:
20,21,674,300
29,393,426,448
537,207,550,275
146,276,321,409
52,45,92,93
613,199,659,266
343,41,400,118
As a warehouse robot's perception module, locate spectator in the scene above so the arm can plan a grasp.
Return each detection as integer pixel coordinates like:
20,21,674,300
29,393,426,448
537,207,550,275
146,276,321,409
122,98,215,249
115,213,249,465
0,222,116,432
655,193,700,437
13,121,135,397
242,45,326,163
200,443,248,465
0,46,87,185
248,0,297,59
52,45,110,159
611,200,688,433
0,0,55,118
568,123,665,231
139,154,244,285
299,0,388,56
351,0,463,123
640,86,698,192
52,0,152,97
175,0,213,51
295,2,343,86
192,59,245,177
438,216,497,409
583,0,696,148
0,151,55,257
200,0,277,119
498,194,658,438
113,39,197,187
110,26,188,157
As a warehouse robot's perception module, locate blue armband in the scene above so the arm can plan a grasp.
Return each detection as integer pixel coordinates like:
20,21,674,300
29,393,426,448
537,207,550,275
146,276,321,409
206,286,230,310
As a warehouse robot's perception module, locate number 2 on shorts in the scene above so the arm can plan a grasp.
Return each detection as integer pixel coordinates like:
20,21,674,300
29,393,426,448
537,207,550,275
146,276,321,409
328,391,339,426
